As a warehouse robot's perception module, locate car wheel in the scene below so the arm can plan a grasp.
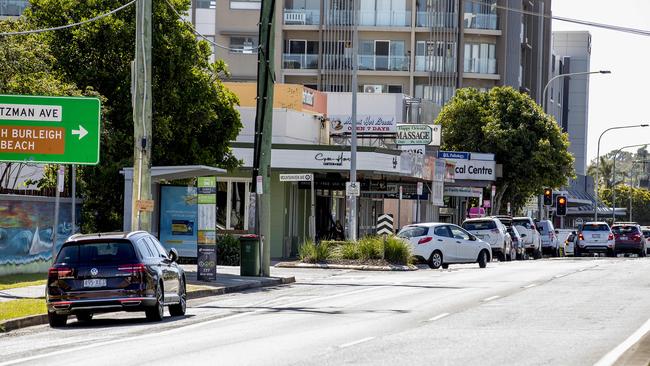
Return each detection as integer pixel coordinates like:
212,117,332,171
428,251,443,269
441,263,449,269
146,282,164,322
498,250,506,262
533,248,542,260
75,312,93,322
478,250,488,268
639,248,647,258
48,312,67,327
607,249,616,258
169,277,187,317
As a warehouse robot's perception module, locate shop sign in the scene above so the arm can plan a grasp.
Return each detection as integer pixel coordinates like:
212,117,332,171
429,124,441,146
443,186,483,198
451,159,496,181
399,145,425,155
396,124,432,145
438,151,470,160
329,114,397,134
280,173,313,182
302,88,314,106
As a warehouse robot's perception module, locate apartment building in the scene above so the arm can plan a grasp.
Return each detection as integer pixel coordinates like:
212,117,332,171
0,0,28,17
200,0,552,112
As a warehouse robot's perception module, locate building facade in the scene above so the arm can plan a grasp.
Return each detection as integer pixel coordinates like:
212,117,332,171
196,0,552,114
0,0,28,17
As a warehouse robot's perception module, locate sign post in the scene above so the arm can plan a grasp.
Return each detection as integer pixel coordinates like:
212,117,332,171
280,173,315,243
197,177,217,282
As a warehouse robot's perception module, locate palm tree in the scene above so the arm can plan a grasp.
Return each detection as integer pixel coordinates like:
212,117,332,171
587,156,614,188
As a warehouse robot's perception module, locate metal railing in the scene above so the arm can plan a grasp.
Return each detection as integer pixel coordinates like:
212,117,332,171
416,11,458,28
463,58,497,74
325,10,411,27
283,9,320,25
463,13,498,30
415,56,456,72
358,55,410,71
282,54,319,69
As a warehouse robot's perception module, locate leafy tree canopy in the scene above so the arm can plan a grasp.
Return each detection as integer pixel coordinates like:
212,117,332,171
23,0,242,231
436,87,574,213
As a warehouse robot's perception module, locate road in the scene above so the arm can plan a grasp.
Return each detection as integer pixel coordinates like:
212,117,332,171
1,257,649,366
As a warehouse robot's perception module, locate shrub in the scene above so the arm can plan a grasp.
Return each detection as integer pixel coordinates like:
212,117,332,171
217,234,240,266
383,236,412,265
299,240,331,263
339,241,360,260
358,236,383,261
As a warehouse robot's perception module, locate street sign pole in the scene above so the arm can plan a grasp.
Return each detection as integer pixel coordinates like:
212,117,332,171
310,176,316,243
51,165,63,261
348,0,359,242
71,164,76,234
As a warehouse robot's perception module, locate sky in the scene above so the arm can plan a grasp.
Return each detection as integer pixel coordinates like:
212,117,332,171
551,1,650,163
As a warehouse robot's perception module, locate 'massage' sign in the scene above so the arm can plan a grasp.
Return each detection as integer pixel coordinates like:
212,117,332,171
396,124,432,145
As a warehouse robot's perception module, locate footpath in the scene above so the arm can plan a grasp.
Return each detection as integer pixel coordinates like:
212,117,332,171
0,265,294,332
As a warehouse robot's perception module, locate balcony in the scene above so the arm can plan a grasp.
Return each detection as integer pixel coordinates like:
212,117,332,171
416,12,458,28
464,13,498,30
0,0,28,16
283,9,320,25
325,10,411,27
283,54,319,69
358,55,409,71
463,58,497,74
415,56,456,73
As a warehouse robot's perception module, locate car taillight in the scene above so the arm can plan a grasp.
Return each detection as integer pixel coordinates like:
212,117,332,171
418,237,433,244
631,234,642,241
608,234,614,241
118,263,146,275
48,267,73,280
578,234,584,241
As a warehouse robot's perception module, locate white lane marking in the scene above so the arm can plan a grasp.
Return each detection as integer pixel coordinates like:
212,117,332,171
339,337,375,348
523,283,537,289
0,286,385,366
554,274,567,278
594,318,650,366
428,313,450,322
483,295,500,302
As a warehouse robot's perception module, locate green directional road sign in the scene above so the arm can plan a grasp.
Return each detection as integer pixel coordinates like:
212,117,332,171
0,95,101,165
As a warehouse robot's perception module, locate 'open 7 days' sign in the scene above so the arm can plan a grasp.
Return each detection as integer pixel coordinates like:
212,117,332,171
0,95,101,165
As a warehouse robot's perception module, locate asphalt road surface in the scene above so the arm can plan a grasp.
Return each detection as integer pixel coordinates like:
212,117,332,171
2,257,649,366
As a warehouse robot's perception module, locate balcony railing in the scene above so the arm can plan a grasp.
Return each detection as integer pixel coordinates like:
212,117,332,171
358,55,409,71
325,10,411,27
464,13,498,30
320,55,410,71
283,54,319,69
416,11,458,28
283,9,320,25
0,0,28,16
463,58,497,74
415,56,456,73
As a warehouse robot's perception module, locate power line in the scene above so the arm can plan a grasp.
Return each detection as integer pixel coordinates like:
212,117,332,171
163,0,258,53
467,0,650,37
0,0,137,37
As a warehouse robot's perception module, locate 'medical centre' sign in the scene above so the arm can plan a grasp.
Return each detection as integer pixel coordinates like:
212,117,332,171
0,95,101,165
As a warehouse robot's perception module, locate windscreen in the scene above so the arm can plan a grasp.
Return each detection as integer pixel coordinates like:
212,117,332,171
462,221,496,231
512,220,531,229
56,241,138,264
611,226,639,234
581,224,609,231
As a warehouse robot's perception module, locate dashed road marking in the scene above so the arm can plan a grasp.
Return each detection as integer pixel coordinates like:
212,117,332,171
339,337,375,348
483,295,500,302
428,313,450,322
523,283,537,289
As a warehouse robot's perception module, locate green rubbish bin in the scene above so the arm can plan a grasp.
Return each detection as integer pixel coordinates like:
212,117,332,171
239,234,260,277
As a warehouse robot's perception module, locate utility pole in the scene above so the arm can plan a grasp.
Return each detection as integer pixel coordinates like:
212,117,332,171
252,0,275,277
131,0,153,232
348,0,359,242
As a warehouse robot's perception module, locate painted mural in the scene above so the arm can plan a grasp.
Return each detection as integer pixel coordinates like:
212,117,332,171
0,197,79,275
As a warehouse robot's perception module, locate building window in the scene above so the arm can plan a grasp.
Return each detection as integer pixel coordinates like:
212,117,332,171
416,41,457,72
196,0,215,9
388,85,403,93
0,0,29,16
216,178,251,231
230,0,261,10
463,43,496,74
230,36,258,54
463,0,497,30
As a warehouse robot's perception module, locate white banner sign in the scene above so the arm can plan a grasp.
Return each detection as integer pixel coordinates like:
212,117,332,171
329,115,397,134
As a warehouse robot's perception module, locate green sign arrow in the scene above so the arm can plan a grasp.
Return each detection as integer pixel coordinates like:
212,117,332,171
0,95,101,165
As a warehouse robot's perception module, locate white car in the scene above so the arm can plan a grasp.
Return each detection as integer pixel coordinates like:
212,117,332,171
512,217,543,259
397,223,492,269
536,220,561,256
462,218,513,262
575,222,616,257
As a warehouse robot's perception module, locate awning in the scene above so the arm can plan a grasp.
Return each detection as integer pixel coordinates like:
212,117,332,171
120,165,227,182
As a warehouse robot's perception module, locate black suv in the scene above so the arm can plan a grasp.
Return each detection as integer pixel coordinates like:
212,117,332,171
46,231,186,327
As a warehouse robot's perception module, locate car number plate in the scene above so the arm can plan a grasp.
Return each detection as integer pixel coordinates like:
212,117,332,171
83,279,106,288
620,236,627,240
592,234,600,238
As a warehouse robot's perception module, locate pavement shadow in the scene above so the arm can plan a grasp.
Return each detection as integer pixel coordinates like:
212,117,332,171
196,305,410,316
289,282,468,290
59,314,196,330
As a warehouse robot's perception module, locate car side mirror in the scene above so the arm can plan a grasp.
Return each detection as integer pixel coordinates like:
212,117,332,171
469,235,477,241
169,248,179,262
554,229,559,234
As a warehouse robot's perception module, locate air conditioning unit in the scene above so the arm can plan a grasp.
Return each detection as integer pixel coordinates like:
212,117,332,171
364,85,383,93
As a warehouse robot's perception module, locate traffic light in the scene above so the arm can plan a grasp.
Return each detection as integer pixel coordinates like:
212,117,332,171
556,195,567,216
543,188,553,206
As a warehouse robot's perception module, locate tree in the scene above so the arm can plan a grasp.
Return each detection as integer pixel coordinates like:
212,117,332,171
601,185,650,225
25,0,242,231
436,87,574,213
587,146,648,190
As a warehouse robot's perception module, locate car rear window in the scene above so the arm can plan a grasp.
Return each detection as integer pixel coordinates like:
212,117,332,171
462,221,496,230
582,224,609,231
56,241,138,264
643,230,650,237
398,226,429,238
612,226,639,234
512,220,532,229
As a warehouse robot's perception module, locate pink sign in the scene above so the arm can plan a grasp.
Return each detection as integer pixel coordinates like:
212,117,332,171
468,207,486,218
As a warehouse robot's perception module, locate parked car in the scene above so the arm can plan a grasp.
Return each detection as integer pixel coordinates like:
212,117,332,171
512,217,543,259
535,220,560,256
611,224,647,257
461,218,513,261
564,231,577,256
574,222,616,257
643,227,650,255
506,226,525,260
397,223,492,269
46,231,187,327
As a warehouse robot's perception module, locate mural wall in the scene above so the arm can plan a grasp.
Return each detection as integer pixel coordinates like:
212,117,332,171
0,195,80,275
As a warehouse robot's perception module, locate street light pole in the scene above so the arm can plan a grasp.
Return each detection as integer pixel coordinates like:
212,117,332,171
594,124,649,221
348,0,359,242
611,143,649,222
542,70,610,113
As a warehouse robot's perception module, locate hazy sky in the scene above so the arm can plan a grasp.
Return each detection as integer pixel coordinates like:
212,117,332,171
551,0,650,163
